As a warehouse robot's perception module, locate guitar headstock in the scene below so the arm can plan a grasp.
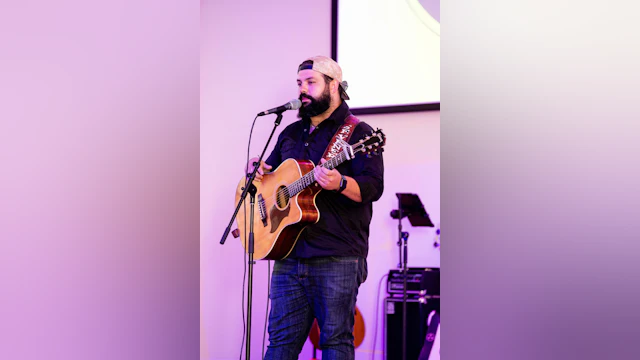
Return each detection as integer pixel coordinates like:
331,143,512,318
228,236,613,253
353,128,386,157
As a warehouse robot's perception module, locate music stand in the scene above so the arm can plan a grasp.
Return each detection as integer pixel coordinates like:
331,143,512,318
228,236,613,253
391,193,433,360
396,193,434,227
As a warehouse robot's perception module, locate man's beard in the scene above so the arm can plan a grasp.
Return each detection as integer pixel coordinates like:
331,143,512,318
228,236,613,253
298,87,331,118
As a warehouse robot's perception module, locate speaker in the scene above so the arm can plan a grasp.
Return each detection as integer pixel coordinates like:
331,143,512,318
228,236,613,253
384,296,440,360
387,267,440,296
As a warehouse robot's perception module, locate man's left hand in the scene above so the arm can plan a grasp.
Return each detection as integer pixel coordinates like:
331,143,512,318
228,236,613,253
314,159,341,191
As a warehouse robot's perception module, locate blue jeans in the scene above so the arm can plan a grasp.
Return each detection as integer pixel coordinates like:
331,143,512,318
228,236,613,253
264,256,368,360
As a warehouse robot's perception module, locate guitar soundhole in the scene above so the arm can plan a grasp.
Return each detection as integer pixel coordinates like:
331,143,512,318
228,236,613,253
276,186,290,209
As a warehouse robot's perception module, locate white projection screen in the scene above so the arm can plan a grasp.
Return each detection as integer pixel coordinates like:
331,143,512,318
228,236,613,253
332,0,440,114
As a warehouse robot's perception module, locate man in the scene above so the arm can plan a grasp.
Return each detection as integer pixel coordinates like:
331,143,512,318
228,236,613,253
248,55,384,360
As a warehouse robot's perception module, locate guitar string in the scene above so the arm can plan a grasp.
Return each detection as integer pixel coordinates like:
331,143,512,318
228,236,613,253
269,136,376,203
253,134,381,219
265,158,333,208
263,135,379,206
256,135,381,226
268,151,346,205
273,155,334,200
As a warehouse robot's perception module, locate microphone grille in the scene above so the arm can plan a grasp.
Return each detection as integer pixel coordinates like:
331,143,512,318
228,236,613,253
289,98,302,110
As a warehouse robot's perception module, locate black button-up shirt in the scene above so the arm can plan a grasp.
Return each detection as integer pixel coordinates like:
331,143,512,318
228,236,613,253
265,101,384,258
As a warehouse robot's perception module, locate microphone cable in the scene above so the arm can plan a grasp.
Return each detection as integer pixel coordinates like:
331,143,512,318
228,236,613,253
238,114,258,360
261,260,271,360
372,273,389,360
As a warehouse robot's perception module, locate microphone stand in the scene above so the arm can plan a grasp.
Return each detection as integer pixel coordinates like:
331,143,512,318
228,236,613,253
392,193,434,360
395,200,410,360
401,230,409,360
220,112,284,360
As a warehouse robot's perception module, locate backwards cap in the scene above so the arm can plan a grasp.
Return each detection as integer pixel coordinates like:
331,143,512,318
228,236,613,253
298,55,350,100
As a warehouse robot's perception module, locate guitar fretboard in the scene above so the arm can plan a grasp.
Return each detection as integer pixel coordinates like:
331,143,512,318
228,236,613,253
286,151,349,197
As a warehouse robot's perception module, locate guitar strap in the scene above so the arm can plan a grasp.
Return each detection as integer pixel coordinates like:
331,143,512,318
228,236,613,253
321,114,360,161
418,310,440,360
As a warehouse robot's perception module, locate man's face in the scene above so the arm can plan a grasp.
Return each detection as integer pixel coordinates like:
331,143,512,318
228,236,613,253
297,69,332,118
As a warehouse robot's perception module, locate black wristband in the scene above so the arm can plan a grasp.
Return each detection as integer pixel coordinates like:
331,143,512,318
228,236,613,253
336,175,347,193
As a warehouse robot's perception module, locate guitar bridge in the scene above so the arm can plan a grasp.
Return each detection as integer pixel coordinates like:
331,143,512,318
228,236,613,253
257,194,267,227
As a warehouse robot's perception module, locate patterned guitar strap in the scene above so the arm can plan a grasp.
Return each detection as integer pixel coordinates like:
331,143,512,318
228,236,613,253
418,310,440,360
321,114,360,162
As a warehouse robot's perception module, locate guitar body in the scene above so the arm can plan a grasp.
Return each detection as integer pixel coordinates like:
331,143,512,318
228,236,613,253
308,305,365,350
235,158,322,260
233,128,386,261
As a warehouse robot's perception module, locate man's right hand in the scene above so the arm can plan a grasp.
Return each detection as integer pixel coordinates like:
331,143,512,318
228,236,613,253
246,157,272,182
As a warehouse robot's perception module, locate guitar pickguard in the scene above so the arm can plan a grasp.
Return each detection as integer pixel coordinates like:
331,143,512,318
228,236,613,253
269,203,290,233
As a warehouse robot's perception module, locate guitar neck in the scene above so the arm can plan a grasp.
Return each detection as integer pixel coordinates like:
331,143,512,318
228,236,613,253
288,152,350,196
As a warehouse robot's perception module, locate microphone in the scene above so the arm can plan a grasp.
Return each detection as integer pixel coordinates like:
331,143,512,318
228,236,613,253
257,99,302,116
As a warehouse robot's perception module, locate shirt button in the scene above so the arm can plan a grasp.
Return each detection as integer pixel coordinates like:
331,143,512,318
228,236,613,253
304,143,309,147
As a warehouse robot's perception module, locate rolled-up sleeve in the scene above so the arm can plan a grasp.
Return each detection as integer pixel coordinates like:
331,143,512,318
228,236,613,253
350,123,384,203
265,132,284,169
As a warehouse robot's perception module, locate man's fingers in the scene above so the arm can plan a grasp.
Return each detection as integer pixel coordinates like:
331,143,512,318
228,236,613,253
315,169,332,188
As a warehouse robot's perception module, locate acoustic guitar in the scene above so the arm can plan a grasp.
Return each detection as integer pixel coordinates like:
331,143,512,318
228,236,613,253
234,129,385,260
308,305,365,359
